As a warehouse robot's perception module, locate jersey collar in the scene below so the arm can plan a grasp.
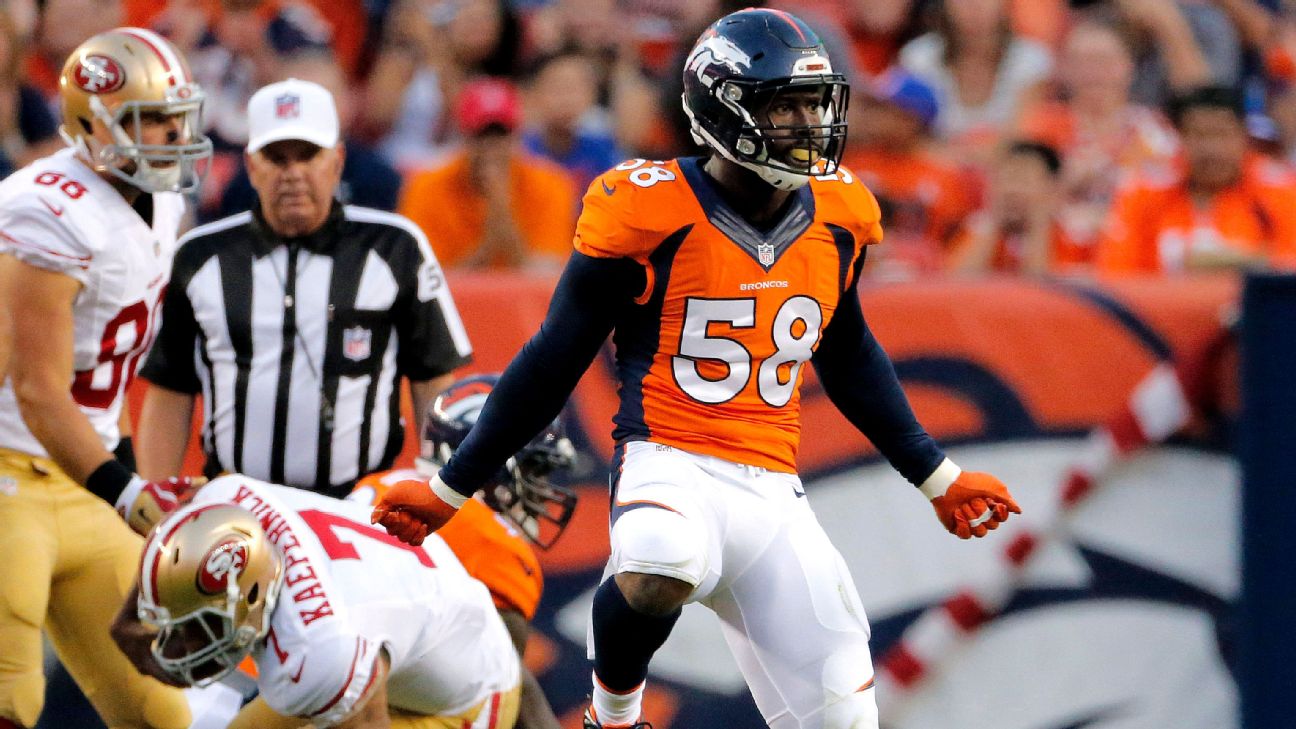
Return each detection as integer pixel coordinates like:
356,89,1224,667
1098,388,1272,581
678,156,816,272
249,199,344,257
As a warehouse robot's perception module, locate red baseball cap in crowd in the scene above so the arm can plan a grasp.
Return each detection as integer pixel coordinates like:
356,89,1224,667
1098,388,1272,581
456,78,522,136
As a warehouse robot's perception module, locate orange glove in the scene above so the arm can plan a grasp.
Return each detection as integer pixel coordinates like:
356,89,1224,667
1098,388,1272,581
920,459,1021,539
370,473,467,546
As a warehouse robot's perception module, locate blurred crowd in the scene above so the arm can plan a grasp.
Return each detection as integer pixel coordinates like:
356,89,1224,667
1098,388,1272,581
6,0,1296,278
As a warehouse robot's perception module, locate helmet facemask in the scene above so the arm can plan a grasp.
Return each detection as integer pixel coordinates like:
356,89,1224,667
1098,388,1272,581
487,435,579,549
144,599,264,686
73,83,212,194
418,374,580,549
687,75,849,191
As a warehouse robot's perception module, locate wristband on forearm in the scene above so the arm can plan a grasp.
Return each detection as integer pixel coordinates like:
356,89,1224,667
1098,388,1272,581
85,458,136,505
918,458,962,500
429,473,470,509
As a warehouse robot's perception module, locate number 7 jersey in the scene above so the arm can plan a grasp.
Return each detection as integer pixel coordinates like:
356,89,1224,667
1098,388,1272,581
0,148,185,457
576,157,883,473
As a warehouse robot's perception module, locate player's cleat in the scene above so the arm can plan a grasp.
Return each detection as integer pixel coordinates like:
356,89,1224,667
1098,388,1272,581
583,707,652,729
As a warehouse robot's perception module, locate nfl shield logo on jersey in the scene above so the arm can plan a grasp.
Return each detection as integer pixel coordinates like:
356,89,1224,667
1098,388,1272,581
758,242,775,267
343,326,371,361
275,94,300,119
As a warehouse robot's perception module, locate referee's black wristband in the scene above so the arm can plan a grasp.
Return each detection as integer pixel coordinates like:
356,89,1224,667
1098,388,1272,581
114,436,137,472
85,458,135,505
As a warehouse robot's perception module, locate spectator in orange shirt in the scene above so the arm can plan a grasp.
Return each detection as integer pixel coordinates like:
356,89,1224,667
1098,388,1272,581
1098,85,1296,274
398,78,578,270
949,141,1091,276
844,67,976,277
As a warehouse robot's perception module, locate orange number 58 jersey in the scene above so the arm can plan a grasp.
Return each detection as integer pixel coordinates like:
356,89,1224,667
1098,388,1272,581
575,157,883,473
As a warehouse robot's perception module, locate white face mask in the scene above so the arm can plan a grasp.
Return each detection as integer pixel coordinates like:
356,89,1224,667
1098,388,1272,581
70,86,214,194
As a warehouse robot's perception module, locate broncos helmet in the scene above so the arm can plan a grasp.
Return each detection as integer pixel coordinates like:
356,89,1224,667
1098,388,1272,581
682,8,849,191
419,374,578,549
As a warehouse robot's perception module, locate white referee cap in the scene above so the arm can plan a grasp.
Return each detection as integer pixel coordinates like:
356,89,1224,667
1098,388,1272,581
246,78,339,154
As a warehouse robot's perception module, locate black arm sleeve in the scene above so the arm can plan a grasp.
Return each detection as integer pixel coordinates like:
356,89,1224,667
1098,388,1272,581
438,251,645,495
811,267,945,486
139,266,202,394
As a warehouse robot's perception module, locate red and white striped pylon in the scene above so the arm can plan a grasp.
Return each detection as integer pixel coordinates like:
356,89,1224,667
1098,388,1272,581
873,360,1203,719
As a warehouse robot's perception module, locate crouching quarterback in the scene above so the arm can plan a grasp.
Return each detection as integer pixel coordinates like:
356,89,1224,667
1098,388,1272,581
371,8,1021,729
111,475,524,729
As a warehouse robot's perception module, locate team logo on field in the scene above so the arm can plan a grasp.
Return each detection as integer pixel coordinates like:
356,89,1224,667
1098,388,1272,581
343,326,372,361
73,55,126,94
196,539,248,595
275,94,300,119
757,242,776,267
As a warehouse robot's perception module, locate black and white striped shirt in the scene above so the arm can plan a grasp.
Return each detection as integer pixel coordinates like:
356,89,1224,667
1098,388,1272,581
141,203,472,494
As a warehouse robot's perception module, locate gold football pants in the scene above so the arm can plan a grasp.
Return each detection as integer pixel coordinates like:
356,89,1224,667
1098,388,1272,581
0,448,190,729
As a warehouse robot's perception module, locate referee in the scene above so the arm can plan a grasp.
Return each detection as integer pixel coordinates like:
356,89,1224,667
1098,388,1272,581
136,78,472,496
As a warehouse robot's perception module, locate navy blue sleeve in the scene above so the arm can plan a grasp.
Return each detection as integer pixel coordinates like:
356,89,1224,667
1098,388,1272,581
811,259,945,486
439,251,645,495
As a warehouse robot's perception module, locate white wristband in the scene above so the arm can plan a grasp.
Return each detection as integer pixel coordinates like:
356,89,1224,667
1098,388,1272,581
428,473,469,509
113,474,147,514
918,458,962,501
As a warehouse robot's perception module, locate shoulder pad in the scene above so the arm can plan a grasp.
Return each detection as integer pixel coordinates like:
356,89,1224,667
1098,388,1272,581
809,165,884,246
439,500,543,619
0,190,100,277
576,159,694,260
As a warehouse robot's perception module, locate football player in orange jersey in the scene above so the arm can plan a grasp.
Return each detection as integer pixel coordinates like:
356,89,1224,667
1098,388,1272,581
350,375,574,729
372,8,1022,729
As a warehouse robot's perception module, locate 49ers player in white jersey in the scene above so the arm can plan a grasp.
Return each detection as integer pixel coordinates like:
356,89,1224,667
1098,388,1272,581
114,476,523,729
0,27,210,729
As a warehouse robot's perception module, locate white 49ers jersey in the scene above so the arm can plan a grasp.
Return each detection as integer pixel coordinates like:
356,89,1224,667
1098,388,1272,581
191,476,520,727
0,148,185,456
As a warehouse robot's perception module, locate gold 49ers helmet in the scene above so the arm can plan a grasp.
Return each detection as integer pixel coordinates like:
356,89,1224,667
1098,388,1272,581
136,502,284,686
59,27,212,193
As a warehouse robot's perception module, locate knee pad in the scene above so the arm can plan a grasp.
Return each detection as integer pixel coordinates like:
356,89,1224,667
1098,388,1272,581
611,507,707,587
822,689,879,729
